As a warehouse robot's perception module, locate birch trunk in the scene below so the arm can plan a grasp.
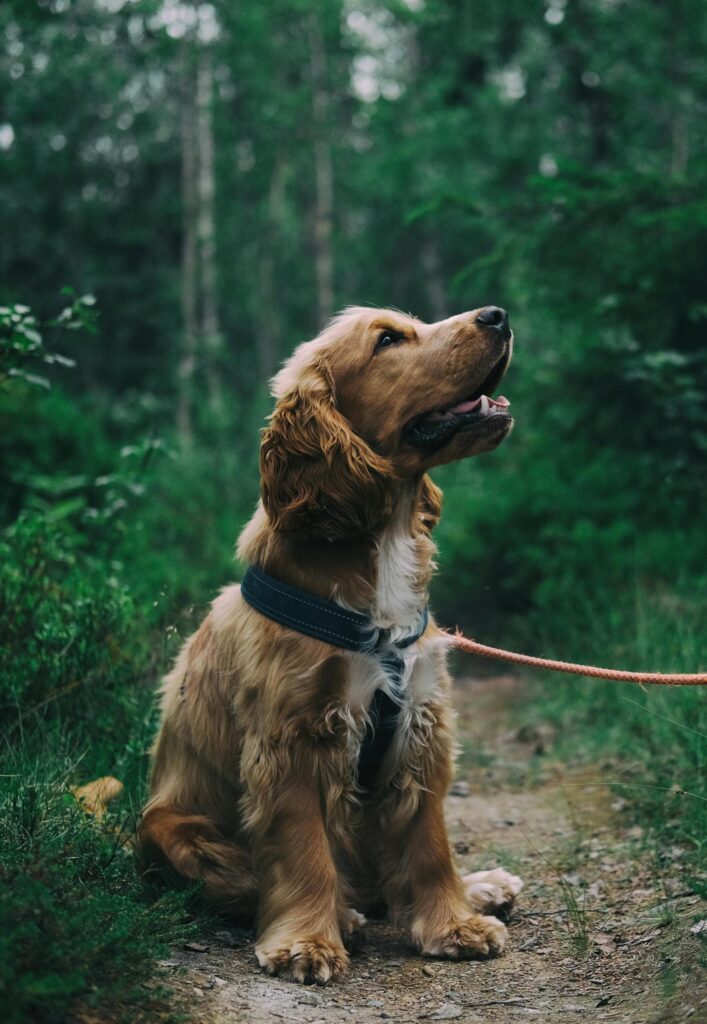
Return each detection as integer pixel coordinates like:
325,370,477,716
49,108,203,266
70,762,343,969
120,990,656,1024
196,50,223,415
308,16,334,326
421,238,447,322
177,47,198,448
257,159,287,379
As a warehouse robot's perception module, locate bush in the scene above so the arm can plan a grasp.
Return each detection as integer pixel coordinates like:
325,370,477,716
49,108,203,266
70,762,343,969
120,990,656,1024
0,513,145,739
0,757,195,1024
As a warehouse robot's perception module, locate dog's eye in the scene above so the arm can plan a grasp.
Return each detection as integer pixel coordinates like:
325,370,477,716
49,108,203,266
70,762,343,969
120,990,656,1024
376,330,402,351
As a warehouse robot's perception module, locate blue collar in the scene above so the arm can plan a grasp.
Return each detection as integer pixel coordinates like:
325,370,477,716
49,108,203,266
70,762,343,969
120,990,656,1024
240,564,429,790
241,564,428,658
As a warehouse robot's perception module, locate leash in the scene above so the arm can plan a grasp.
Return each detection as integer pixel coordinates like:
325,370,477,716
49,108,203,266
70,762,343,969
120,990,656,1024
447,631,707,686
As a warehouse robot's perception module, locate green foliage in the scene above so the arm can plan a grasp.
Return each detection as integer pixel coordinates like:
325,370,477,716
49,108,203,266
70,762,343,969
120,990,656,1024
0,511,143,735
0,755,195,1024
0,291,95,390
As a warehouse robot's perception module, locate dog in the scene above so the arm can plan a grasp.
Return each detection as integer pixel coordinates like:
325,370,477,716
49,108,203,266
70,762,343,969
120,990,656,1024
139,304,523,984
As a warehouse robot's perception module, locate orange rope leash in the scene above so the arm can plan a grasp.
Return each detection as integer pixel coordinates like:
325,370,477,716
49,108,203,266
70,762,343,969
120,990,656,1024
446,631,707,686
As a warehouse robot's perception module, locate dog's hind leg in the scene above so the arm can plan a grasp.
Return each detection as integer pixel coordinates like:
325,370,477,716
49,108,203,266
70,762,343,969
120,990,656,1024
138,803,258,918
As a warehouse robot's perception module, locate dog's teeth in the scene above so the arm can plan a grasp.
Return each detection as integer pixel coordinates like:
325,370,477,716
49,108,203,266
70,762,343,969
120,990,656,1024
479,395,489,416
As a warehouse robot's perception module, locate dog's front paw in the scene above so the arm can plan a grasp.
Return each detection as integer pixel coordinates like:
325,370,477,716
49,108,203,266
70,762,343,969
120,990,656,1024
413,913,507,959
462,867,524,919
256,935,348,984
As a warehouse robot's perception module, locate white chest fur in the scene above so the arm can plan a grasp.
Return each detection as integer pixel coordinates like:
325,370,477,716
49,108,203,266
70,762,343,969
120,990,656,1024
372,511,426,637
345,509,443,713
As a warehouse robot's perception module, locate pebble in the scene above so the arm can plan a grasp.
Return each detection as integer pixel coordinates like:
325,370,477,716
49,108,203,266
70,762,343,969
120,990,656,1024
424,1004,463,1020
299,993,320,1006
366,999,384,1008
450,780,470,797
421,964,435,977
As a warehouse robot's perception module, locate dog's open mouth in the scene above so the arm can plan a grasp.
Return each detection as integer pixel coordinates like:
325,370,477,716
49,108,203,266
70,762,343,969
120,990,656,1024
404,351,512,450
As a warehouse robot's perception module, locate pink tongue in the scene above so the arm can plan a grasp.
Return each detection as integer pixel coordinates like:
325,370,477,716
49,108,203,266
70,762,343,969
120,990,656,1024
449,394,510,414
449,396,482,414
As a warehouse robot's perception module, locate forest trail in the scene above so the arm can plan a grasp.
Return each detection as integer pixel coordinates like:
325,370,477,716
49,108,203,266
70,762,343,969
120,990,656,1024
160,676,704,1024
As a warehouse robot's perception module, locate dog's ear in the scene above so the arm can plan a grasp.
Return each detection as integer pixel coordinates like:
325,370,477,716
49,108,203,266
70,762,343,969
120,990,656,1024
260,363,395,539
417,474,443,535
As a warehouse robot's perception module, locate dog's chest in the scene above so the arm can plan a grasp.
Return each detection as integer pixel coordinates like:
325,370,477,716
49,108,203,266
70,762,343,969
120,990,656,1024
345,643,440,714
371,516,426,636
345,517,439,712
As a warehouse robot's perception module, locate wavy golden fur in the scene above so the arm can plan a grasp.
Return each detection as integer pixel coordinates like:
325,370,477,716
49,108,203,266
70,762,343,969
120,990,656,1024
139,305,522,984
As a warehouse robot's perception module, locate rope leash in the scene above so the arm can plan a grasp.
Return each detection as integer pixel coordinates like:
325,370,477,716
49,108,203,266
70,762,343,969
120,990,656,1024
446,631,707,686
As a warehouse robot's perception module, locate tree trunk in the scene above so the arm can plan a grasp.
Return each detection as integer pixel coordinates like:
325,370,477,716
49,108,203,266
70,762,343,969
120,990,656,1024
308,16,334,327
421,238,447,321
258,158,287,379
196,50,223,415
177,46,198,449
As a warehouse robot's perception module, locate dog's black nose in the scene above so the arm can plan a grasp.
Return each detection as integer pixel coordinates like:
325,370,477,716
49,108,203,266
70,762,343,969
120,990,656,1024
475,306,508,329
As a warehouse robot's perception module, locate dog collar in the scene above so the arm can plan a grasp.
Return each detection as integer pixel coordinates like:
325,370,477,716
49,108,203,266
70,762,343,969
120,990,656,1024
241,564,428,656
240,564,429,789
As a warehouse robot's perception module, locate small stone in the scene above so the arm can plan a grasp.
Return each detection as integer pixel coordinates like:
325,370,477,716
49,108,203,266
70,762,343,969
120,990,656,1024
444,990,463,1002
450,780,470,797
366,999,383,1008
421,964,434,977
423,1004,463,1020
299,993,320,1006
184,941,210,953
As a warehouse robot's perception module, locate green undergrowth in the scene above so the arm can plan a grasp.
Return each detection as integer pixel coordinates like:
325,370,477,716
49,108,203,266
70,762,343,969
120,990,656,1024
0,507,208,1023
510,585,706,876
0,746,198,1024
0,378,235,1021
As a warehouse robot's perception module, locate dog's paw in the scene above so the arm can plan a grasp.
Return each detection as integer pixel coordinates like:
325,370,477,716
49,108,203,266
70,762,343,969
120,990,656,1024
256,935,348,985
340,907,367,950
462,867,524,920
414,913,507,959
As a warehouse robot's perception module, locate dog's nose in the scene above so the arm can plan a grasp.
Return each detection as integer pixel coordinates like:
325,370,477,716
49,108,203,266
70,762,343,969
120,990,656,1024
475,306,509,330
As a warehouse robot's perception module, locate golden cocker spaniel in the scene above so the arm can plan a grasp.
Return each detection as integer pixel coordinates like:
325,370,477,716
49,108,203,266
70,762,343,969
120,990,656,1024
140,305,523,984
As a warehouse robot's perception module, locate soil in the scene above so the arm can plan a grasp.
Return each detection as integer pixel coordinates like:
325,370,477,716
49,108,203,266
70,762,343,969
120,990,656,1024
159,675,706,1023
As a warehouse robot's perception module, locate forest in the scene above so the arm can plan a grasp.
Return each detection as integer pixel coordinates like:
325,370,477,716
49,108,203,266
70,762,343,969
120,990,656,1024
1,1,705,1021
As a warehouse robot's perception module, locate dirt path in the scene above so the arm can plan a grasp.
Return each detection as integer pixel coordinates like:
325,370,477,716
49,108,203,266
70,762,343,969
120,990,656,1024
161,676,705,1023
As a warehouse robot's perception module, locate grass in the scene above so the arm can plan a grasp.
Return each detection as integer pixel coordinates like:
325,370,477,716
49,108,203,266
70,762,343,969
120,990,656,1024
509,580,707,873
0,741,200,1024
0,508,213,1024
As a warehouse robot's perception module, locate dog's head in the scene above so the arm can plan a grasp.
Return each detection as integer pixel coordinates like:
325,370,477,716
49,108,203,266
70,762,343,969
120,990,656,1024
261,306,513,538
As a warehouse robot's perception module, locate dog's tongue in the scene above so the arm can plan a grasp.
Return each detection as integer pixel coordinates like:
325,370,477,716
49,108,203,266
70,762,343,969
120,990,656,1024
448,394,510,415
427,394,510,422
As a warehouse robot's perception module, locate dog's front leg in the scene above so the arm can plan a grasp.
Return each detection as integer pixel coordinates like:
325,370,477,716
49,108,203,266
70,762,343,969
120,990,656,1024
377,700,507,960
250,778,348,984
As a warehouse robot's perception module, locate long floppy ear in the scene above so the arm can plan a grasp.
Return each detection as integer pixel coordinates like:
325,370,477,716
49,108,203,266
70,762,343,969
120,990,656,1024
260,362,395,539
416,474,443,535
